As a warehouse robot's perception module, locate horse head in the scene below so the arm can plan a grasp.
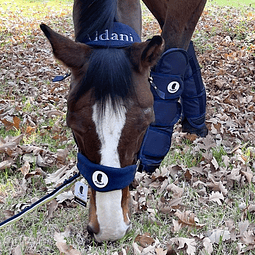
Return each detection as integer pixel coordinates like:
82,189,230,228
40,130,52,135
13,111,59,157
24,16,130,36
40,22,163,242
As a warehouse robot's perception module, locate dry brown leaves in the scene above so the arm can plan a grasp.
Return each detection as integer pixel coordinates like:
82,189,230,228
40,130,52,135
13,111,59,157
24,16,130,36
196,7,255,146
54,226,81,255
129,131,255,254
0,2,255,255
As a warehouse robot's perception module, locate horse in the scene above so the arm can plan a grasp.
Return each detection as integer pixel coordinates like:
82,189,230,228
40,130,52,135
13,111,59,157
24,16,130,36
40,0,207,242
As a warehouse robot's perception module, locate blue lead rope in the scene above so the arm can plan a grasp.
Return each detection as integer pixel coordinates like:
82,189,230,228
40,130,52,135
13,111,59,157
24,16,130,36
52,72,71,82
0,152,139,228
0,173,81,229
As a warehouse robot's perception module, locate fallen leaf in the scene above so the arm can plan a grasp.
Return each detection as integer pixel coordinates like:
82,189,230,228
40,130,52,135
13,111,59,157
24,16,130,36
241,230,255,245
25,125,36,135
47,199,58,220
3,210,14,220
45,165,77,186
132,242,142,255
135,233,155,248
56,190,74,203
172,218,182,233
55,242,81,255
225,219,236,241
13,116,21,130
184,169,192,181
208,191,224,205
241,170,253,184
0,159,13,170
185,133,198,142
0,141,17,155
18,161,30,177
12,245,22,255
159,197,182,213
25,167,47,179
170,237,197,255
248,204,255,213
155,247,167,255
54,227,80,255
211,157,219,170
206,179,228,195
0,118,14,131
202,237,213,255
238,220,249,236
166,245,177,255
207,229,231,244
56,148,69,163
174,210,204,230
22,153,36,163
54,227,71,242
167,183,184,198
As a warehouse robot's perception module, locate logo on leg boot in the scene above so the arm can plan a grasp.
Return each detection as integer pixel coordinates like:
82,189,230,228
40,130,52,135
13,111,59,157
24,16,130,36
167,81,180,93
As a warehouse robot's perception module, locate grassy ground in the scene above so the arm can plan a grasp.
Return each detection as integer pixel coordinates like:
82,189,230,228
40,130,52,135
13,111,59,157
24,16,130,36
209,0,255,8
0,0,255,254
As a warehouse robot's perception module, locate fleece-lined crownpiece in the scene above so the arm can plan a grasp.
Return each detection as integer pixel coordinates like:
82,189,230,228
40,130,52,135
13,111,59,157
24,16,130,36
81,22,141,48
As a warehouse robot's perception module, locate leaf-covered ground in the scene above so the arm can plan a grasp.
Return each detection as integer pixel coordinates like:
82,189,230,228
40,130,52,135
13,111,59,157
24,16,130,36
0,0,255,254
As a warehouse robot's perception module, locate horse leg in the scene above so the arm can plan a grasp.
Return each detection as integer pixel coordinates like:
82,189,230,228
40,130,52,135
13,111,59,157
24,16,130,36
138,0,208,173
117,0,142,36
142,0,206,50
142,0,167,29
161,0,206,50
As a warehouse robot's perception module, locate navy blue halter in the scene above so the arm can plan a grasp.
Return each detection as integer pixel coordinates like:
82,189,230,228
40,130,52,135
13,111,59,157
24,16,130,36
76,22,141,191
81,22,141,48
77,153,139,192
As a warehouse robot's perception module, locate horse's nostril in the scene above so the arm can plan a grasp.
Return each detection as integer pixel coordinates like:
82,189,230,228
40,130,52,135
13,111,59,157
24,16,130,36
87,224,96,236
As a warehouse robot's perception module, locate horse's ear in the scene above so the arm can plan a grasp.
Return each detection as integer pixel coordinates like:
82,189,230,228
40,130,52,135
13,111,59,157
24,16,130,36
40,24,91,68
128,36,164,72
141,36,164,68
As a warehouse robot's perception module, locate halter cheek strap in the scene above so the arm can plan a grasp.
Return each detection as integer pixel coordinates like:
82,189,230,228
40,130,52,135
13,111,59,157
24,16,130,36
77,153,139,192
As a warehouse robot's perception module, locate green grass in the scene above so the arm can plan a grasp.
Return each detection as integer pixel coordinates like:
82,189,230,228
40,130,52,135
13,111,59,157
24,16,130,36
0,0,255,254
192,1,255,54
162,144,203,168
0,0,73,47
0,0,72,16
209,0,255,7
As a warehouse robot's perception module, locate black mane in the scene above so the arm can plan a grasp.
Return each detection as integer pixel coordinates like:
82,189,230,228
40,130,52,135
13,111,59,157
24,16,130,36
75,0,117,43
74,0,134,113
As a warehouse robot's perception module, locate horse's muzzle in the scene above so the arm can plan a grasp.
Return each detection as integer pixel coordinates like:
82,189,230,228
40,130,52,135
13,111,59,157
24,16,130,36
87,222,132,242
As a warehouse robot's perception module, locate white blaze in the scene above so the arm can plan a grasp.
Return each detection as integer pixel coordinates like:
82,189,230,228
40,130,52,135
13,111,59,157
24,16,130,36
92,100,129,242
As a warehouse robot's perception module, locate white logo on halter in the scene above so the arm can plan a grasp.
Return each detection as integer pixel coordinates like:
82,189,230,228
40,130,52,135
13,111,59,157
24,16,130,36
167,81,180,93
92,171,109,188
90,29,134,42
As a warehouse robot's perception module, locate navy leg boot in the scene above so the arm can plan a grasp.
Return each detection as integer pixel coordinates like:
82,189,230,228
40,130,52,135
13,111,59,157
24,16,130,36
138,48,189,173
181,41,208,137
